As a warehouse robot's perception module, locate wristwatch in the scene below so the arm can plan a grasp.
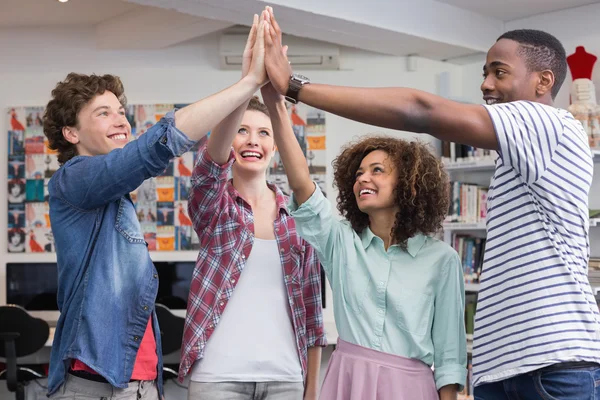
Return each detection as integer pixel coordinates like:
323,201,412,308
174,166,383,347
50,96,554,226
285,73,311,104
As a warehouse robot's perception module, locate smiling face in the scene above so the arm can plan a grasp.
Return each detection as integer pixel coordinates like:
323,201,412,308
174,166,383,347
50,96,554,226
62,91,131,157
10,183,21,197
10,232,21,246
481,39,543,105
232,110,275,176
353,149,399,215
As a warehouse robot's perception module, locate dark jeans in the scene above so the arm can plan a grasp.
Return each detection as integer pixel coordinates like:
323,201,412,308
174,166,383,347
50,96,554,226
474,362,600,400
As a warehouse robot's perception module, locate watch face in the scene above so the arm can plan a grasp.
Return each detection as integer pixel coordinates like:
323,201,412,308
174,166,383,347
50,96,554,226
293,74,310,84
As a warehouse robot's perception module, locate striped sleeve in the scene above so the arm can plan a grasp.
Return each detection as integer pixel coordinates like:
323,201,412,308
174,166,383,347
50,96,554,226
483,101,564,185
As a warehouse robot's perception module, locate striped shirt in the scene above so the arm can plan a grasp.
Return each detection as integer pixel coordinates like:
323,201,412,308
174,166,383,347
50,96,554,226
473,101,600,386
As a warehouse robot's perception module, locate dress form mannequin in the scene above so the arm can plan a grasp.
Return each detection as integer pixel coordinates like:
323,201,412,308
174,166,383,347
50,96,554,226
566,46,599,147
567,46,597,80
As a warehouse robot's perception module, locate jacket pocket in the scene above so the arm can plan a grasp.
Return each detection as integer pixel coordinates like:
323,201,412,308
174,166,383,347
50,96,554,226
115,197,146,244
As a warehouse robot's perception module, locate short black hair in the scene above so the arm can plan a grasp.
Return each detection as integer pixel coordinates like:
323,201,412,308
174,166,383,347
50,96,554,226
497,29,567,99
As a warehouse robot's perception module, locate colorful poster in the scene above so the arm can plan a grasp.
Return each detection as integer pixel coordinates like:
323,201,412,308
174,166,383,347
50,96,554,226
269,103,327,196
6,102,327,252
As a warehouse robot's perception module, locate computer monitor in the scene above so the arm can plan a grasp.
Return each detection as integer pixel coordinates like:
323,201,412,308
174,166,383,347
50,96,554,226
6,261,196,321
154,261,195,317
6,261,326,322
6,262,60,322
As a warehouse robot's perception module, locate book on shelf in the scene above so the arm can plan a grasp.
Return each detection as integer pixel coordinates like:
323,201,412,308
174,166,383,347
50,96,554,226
446,182,488,224
441,140,496,164
452,234,486,284
465,293,477,335
589,258,600,290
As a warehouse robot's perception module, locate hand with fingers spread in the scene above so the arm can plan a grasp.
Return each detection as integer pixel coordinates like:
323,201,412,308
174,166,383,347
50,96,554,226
263,6,294,95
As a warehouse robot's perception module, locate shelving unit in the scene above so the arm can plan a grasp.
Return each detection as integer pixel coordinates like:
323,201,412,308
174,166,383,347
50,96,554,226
444,148,600,399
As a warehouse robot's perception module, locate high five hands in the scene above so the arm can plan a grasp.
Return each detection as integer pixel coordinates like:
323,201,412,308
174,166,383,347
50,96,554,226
243,6,294,100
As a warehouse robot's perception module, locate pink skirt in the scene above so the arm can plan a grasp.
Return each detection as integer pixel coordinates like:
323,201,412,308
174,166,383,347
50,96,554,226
320,338,438,400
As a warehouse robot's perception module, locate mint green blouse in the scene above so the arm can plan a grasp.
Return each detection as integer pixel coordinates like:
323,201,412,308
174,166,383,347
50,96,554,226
289,185,467,390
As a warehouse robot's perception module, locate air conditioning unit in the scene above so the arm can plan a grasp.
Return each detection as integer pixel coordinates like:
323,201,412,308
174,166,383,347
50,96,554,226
219,33,340,70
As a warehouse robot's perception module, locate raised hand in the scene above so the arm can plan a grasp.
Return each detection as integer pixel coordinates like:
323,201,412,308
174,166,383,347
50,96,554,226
264,6,293,95
247,10,269,87
241,14,259,78
261,44,289,105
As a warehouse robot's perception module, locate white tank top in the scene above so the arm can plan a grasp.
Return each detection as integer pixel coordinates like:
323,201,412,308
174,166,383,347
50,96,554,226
191,238,303,382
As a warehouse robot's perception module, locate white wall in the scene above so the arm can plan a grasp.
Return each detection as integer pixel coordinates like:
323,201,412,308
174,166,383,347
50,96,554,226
0,26,465,323
505,2,600,110
0,26,465,399
503,3,600,253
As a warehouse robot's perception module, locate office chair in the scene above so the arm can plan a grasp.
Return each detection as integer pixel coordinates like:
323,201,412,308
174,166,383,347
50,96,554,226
155,303,185,381
0,305,50,400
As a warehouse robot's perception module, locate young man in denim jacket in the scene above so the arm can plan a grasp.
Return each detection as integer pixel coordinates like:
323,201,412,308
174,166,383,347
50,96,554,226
44,17,270,399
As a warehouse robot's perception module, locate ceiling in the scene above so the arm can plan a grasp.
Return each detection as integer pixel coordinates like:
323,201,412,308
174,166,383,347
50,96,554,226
2,0,599,62
436,0,600,22
0,0,140,27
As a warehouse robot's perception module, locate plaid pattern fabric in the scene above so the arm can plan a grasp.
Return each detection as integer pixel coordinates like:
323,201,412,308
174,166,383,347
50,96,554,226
179,147,326,381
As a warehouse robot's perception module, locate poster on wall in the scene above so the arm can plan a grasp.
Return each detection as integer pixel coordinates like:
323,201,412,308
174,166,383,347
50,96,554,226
6,102,327,253
269,104,327,196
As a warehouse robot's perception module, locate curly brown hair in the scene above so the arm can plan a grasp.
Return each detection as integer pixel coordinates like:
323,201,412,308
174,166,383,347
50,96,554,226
43,73,127,165
333,135,449,250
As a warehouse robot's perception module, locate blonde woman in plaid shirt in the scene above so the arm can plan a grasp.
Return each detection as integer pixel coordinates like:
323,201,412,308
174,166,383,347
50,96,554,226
180,12,326,400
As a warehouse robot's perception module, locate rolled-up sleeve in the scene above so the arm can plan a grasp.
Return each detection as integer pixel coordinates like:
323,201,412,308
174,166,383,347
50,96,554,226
160,110,195,157
432,253,468,390
188,146,235,233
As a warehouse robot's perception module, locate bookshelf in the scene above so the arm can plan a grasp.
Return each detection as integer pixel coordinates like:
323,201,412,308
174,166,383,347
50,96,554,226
443,146,600,400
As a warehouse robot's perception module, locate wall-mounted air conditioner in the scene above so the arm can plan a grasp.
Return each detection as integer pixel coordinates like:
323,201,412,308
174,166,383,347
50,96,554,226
219,33,340,70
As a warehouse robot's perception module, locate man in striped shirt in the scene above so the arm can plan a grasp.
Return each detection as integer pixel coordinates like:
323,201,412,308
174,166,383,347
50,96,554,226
262,12,599,399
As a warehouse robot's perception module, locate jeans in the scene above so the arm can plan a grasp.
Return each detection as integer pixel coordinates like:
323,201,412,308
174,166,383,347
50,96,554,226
474,362,600,400
49,373,159,400
187,381,304,400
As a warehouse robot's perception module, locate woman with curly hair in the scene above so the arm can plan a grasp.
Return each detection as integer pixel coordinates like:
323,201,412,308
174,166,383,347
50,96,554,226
274,129,467,399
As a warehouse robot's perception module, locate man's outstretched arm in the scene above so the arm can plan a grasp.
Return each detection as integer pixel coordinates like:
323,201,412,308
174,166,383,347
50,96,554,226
263,7,497,150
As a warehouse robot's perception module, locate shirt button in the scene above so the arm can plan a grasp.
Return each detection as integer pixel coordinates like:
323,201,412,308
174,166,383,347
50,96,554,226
160,136,167,144
241,254,246,259
285,275,290,281
379,282,385,286
143,305,149,311
280,248,285,254
153,274,158,279
231,278,236,284
133,336,140,341
219,301,224,307
378,309,384,314
208,323,214,329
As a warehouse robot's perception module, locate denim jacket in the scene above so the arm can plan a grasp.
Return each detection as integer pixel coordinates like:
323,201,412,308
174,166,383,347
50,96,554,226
47,111,194,397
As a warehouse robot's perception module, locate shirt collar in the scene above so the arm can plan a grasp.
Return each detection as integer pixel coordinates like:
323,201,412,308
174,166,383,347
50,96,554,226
361,228,427,257
225,179,289,216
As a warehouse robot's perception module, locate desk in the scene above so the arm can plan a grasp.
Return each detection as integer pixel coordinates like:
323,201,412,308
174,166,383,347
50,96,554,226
47,324,339,347
9,320,337,365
